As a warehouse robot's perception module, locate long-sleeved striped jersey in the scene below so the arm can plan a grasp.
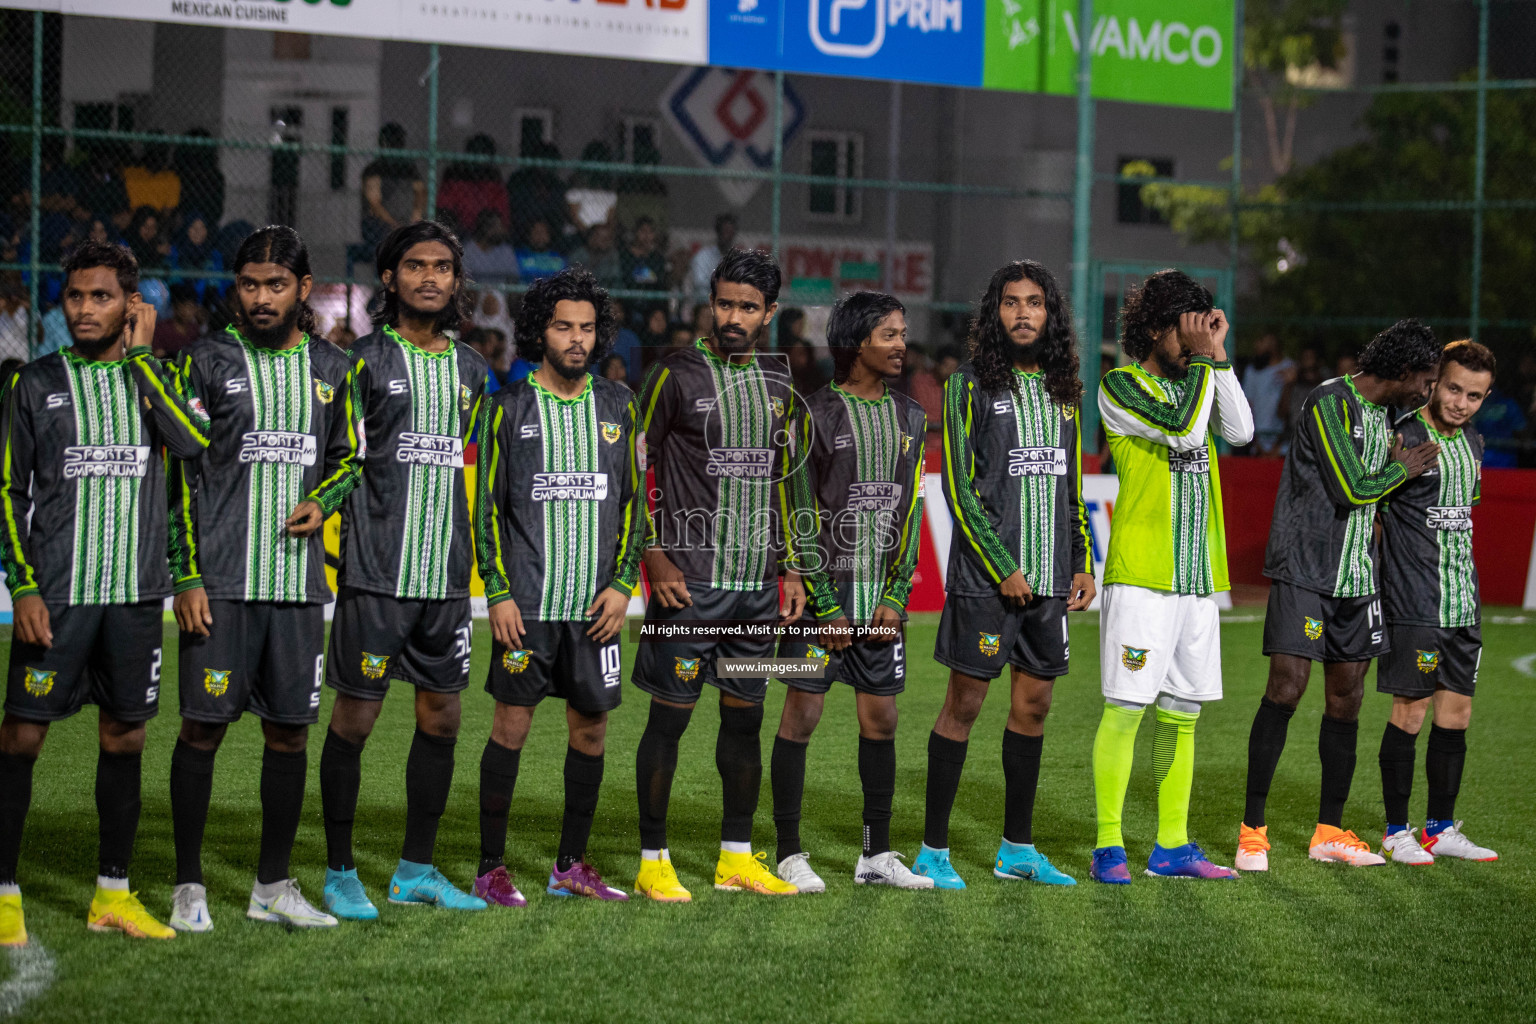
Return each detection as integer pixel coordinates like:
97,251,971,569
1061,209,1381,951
338,327,486,600
1380,411,1483,628
940,362,1090,598
638,340,802,592
1099,357,1254,595
1264,375,1405,598
475,372,645,620
0,346,208,605
790,382,926,623
168,327,362,604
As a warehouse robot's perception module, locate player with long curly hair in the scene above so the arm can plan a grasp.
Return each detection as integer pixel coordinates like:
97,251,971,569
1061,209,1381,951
911,260,1095,890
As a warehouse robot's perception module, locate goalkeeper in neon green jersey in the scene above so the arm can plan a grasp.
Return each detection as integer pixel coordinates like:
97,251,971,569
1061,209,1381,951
1090,270,1253,883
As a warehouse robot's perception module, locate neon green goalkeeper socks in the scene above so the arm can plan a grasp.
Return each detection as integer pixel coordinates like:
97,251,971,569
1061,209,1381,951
1153,705,1200,849
1092,703,1145,849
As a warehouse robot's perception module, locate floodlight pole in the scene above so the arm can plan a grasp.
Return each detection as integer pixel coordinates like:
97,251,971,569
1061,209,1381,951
1229,0,1244,332
771,71,785,263
1470,0,1488,342
28,11,41,355
1071,0,1096,444
425,43,440,219
884,81,902,293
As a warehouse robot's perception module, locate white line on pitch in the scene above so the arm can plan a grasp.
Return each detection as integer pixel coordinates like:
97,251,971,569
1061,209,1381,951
1,943,56,1018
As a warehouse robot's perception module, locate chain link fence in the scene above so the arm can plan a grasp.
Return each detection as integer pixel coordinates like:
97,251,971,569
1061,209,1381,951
0,4,1530,457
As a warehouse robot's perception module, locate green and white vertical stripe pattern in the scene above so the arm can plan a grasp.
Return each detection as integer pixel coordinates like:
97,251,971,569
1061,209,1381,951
64,356,141,605
243,343,312,601
536,384,600,620
840,391,901,623
1146,374,1215,594
708,359,774,591
1436,429,1479,627
1334,400,1392,598
1012,372,1059,592
395,343,460,599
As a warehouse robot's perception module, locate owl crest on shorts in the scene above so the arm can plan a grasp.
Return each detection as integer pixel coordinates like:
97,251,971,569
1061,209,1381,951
503,649,532,674
1416,650,1441,674
807,645,830,668
674,657,701,682
203,668,231,697
1303,616,1324,640
360,653,390,680
22,667,54,697
1121,646,1149,672
978,632,1001,657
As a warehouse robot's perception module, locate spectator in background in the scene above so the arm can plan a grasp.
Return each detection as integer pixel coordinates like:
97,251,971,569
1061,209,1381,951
515,219,566,281
686,213,738,301
1281,346,1325,445
1474,385,1525,468
1240,332,1292,455
507,139,569,250
615,139,667,240
461,210,520,285
785,337,828,396
176,128,226,227
691,300,712,340
600,354,629,384
78,144,130,234
439,134,509,239
0,285,28,362
619,216,668,293
153,284,204,359
639,307,672,351
564,141,618,247
608,297,640,380
127,206,172,315
122,133,181,216
36,304,68,357
777,306,808,349
470,286,516,343
169,212,224,303
360,122,426,257
570,221,622,288
669,324,693,348
1335,352,1358,377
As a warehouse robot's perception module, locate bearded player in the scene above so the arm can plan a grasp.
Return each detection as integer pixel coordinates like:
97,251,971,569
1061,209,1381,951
913,260,1095,889
318,221,489,920
473,267,643,905
631,248,805,901
770,291,932,893
1376,340,1498,864
1236,319,1440,870
167,225,362,930
0,242,208,946
1091,270,1251,884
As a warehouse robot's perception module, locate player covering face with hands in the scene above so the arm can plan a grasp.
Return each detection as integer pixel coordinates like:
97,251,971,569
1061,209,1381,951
1091,270,1253,884
0,242,209,947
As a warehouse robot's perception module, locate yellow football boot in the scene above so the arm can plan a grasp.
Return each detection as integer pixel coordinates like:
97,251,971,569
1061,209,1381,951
635,854,692,903
0,892,26,947
88,888,176,939
714,850,798,895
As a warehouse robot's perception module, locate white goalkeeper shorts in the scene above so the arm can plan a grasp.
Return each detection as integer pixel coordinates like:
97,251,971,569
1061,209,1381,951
1099,583,1223,705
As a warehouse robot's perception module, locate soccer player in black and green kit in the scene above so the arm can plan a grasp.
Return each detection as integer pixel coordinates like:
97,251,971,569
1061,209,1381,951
1377,340,1498,864
1236,319,1440,871
0,242,208,947
474,267,644,905
167,226,362,930
631,248,805,901
317,221,489,920
770,291,933,892
913,260,1095,889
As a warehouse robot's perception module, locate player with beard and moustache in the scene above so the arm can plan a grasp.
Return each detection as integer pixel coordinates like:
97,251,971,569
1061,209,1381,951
912,260,1095,890
1089,270,1252,884
769,291,934,893
1376,341,1498,864
473,268,643,906
166,225,362,931
1235,319,1441,871
317,221,489,920
630,248,806,901
0,242,208,948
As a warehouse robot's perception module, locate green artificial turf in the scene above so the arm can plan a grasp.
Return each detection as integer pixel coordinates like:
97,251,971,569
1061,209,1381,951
3,613,1534,1022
